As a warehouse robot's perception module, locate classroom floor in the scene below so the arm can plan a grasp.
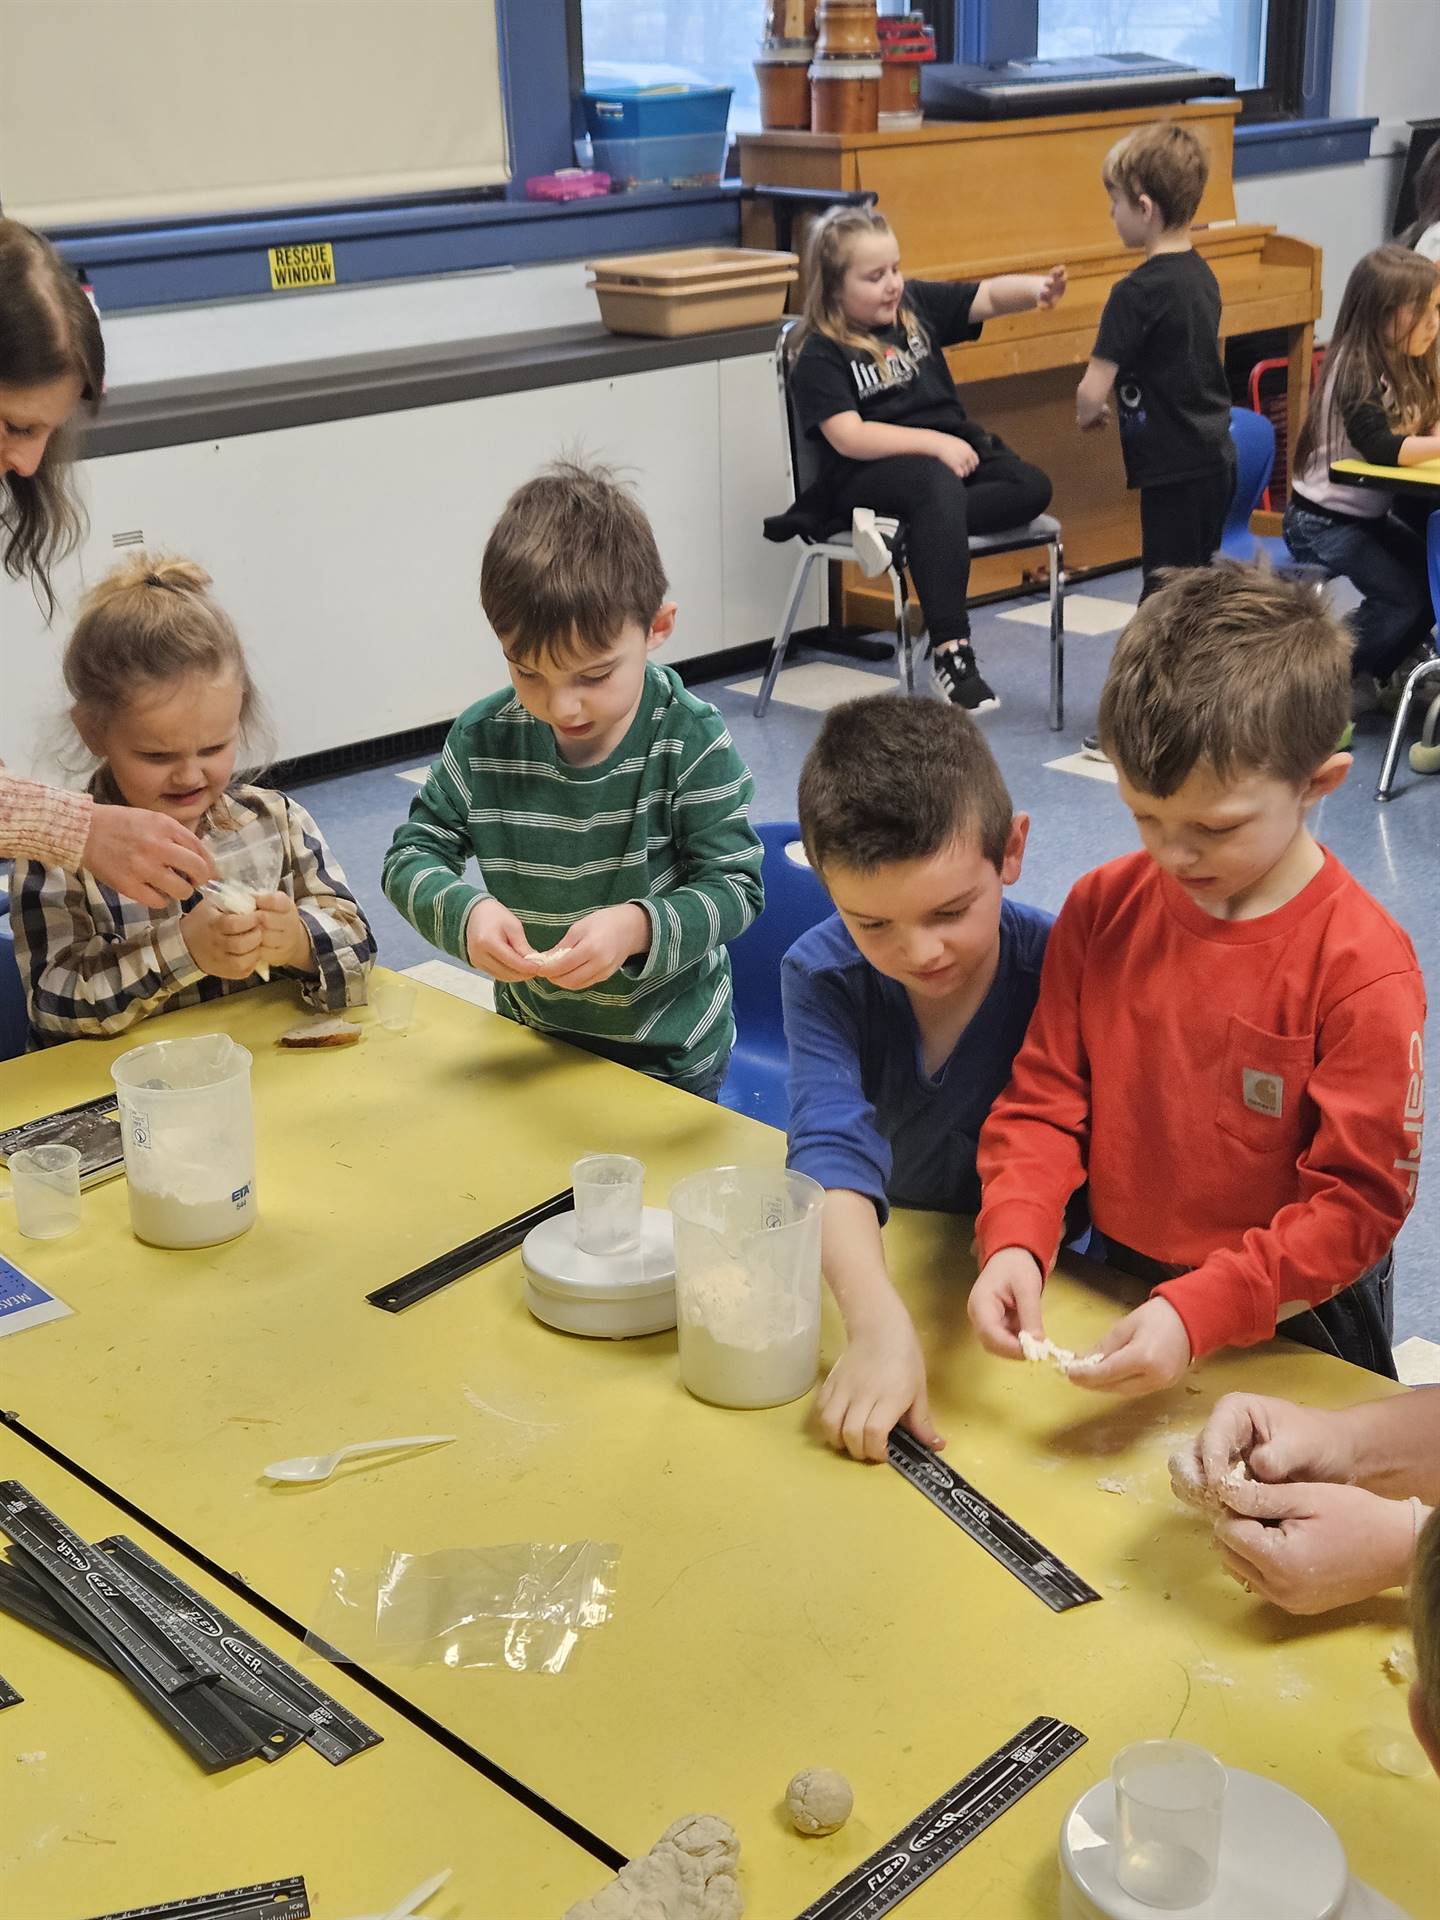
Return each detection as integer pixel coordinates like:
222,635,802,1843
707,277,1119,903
293,564,1440,1355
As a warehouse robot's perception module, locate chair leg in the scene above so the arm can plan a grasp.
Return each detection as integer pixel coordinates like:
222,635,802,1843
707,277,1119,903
889,566,914,694
1374,656,1440,801
1047,536,1066,731
754,550,817,718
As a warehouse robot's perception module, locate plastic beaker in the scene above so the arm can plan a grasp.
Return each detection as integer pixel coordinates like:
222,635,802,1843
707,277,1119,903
372,974,418,1033
111,1033,257,1248
1113,1739,1226,1908
668,1165,823,1409
572,1153,644,1256
9,1144,82,1239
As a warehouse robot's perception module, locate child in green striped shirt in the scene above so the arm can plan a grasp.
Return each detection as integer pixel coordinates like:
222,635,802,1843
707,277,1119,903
383,462,764,1096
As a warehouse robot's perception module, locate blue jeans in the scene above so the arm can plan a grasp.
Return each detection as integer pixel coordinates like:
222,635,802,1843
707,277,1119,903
1283,501,1434,679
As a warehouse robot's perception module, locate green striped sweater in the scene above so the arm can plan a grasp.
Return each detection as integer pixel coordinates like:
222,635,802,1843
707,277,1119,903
382,664,764,1089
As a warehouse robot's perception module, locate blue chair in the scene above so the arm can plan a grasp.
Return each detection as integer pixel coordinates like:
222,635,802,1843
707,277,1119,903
718,822,832,1131
1375,509,1440,799
0,893,28,1062
1221,407,1289,567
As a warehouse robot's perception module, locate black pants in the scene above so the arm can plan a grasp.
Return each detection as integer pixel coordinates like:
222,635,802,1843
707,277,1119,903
826,447,1052,644
1137,450,1236,601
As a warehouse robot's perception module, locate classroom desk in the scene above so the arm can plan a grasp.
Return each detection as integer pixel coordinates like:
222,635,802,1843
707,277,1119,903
0,1425,606,1918
1330,455,1440,500
2,983,1437,1916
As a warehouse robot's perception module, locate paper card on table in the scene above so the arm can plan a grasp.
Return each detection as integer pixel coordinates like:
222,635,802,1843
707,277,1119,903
0,1255,73,1340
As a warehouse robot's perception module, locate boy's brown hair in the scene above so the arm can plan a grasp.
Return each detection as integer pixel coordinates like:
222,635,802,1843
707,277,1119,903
1097,564,1352,796
480,460,668,665
1414,1505,1440,1751
1103,122,1210,230
799,694,1014,876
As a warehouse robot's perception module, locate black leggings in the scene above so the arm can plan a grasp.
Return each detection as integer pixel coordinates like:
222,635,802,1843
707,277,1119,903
826,446,1053,644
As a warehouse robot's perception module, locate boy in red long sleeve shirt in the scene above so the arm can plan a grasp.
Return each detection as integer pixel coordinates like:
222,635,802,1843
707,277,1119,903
971,565,1424,1394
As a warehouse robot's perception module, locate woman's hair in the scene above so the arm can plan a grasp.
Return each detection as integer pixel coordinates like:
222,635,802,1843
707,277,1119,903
0,219,106,617
1293,245,1440,475
1399,140,1440,248
64,553,262,746
789,204,918,367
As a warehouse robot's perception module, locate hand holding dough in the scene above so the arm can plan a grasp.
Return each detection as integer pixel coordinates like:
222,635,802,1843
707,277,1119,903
563,1814,742,1919
208,880,270,980
785,1768,853,1836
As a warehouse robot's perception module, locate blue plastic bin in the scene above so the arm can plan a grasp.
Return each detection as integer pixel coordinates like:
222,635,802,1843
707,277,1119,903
591,132,727,190
580,85,733,141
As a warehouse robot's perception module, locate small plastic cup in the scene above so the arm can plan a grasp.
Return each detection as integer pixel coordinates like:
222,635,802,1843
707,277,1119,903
9,1144,82,1240
1113,1739,1226,1908
372,974,418,1032
572,1154,644,1257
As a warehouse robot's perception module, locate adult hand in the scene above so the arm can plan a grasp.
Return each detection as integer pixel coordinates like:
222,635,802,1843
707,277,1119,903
1213,1480,1420,1613
968,1247,1045,1357
464,898,541,984
816,1304,942,1462
929,433,980,479
181,898,264,981
542,904,650,992
252,890,314,973
1069,1297,1192,1397
1036,263,1068,308
84,804,214,906
1196,1391,1359,1493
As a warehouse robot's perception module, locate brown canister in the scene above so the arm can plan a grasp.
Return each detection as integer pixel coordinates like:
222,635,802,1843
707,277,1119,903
878,58,921,118
766,0,819,40
756,44,814,130
810,58,880,134
814,0,881,61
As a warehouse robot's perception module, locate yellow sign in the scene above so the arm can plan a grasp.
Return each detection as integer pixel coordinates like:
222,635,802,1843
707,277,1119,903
268,242,336,291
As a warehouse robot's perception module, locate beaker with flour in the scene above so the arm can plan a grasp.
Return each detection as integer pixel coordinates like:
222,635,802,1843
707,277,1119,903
668,1165,823,1408
111,1033,257,1248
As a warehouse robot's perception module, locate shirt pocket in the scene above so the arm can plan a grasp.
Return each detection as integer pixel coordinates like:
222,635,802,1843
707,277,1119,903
1214,1015,1316,1155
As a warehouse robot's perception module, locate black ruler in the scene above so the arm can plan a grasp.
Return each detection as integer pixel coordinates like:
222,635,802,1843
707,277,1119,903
887,1430,1100,1613
795,1716,1086,1919
368,1186,574,1312
101,1535,382,1765
86,1875,310,1920
0,1669,21,1708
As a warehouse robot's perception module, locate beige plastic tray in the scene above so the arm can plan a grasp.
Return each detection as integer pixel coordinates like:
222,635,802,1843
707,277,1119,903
584,245,799,288
589,269,798,337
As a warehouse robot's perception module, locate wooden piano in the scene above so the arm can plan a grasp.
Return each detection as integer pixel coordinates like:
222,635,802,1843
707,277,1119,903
738,100,1321,615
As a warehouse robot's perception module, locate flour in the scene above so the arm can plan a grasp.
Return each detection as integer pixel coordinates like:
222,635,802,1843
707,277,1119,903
1095,1475,1131,1496
1383,1645,1418,1685
1019,1330,1103,1376
129,1184,254,1249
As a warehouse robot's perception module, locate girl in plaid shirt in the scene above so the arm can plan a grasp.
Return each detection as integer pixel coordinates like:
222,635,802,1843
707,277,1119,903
11,554,375,1044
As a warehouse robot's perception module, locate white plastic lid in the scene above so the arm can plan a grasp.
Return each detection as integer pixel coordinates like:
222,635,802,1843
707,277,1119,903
522,1207,676,1304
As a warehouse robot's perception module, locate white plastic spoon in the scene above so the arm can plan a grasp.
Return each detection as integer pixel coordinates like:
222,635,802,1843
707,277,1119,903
262,1435,455,1485
338,1866,453,1920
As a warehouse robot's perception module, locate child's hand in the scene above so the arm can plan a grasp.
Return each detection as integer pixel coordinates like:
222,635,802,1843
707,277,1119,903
1036,263,1068,308
541,904,650,991
1077,401,1111,432
1212,1480,1420,1613
252,890,314,972
1072,1297,1192,1396
181,897,264,981
465,898,541,983
928,433,980,479
816,1305,942,1462
968,1247,1046,1357
1197,1391,1357,1492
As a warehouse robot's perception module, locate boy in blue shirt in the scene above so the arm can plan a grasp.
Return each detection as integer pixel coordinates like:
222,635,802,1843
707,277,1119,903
783,695,1053,1462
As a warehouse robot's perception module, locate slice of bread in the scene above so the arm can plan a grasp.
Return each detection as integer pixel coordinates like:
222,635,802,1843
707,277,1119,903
278,1014,362,1050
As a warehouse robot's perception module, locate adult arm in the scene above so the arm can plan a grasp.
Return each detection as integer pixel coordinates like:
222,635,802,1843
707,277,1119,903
0,771,212,903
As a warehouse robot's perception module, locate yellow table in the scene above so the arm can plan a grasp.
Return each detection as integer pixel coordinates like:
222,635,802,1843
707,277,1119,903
1330,455,1440,499
0,1424,605,1917
3,984,1436,1916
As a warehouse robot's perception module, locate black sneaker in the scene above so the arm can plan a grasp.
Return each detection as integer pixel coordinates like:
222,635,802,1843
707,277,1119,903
1081,734,1110,762
932,644,999,713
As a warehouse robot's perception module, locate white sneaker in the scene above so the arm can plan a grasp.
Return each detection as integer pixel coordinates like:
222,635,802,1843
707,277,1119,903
850,508,893,579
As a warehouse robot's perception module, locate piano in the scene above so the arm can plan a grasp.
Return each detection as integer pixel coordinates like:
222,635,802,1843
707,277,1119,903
738,99,1320,610
921,55,1236,121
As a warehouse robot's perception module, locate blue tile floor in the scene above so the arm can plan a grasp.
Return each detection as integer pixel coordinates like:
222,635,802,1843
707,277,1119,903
292,566,1440,1346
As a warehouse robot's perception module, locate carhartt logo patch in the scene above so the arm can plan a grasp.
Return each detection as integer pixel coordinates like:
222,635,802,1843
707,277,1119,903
1243,1069,1285,1117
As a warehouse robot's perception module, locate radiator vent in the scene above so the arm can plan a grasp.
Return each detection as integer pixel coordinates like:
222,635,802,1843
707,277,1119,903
111,528,145,548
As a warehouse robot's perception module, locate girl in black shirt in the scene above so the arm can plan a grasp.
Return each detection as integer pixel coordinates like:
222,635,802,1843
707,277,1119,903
787,205,1064,714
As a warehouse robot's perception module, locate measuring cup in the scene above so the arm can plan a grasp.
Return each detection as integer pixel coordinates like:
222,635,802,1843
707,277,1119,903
668,1165,823,1409
111,1033,256,1248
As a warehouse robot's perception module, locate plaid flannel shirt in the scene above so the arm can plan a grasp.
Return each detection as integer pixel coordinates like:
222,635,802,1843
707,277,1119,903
10,782,375,1046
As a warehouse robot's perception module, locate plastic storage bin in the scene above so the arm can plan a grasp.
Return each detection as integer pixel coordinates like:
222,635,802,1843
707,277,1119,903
590,131,728,190
580,84,733,140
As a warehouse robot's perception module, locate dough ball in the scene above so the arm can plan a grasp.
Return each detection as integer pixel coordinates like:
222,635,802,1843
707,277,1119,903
785,1767,853,1836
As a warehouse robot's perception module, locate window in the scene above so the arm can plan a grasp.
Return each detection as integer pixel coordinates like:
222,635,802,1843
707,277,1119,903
580,1,766,134
1037,1,1271,92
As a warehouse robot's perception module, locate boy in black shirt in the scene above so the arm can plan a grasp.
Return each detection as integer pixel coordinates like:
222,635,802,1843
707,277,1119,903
1077,122,1235,601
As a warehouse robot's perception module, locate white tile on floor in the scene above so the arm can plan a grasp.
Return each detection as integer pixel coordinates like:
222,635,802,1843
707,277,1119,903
402,958,496,1012
1394,1336,1440,1385
728,661,892,712
1045,751,1119,785
998,595,1136,636
396,766,431,785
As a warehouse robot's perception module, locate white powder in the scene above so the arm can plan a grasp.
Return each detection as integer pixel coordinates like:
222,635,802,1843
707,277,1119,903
678,1261,818,1408
129,1185,254,1249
